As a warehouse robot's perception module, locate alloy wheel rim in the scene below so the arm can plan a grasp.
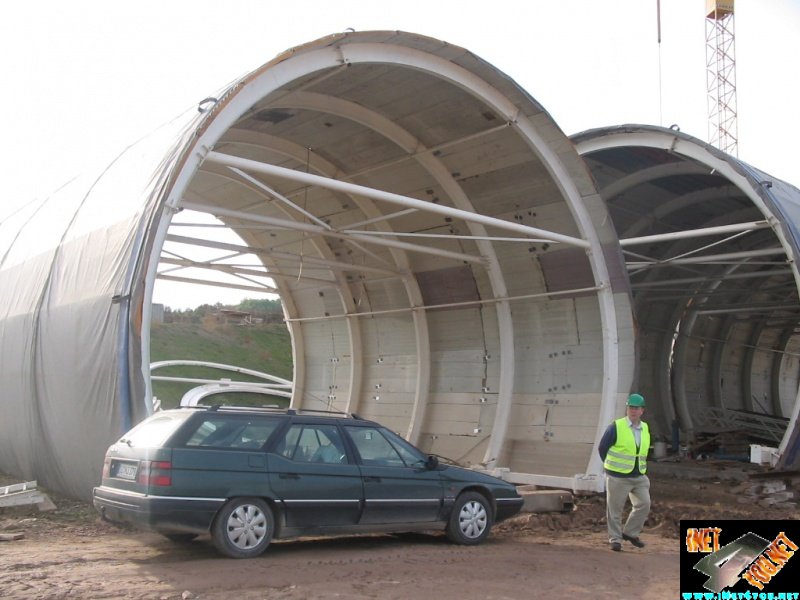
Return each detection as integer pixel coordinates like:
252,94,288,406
227,504,268,549
458,500,488,538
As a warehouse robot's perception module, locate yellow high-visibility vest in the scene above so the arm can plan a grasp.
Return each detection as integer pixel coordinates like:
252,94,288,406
604,418,650,474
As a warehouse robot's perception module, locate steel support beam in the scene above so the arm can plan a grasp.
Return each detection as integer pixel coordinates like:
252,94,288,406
620,220,770,247
180,201,488,265
165,233,404,278
158,257,330,288
203,151,590,249
631,268,793,288
626,247,785,269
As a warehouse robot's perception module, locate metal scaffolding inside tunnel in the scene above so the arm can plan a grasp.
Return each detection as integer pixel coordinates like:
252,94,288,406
574,125,800,469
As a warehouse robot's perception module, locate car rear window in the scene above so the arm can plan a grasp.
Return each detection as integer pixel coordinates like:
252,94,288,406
122,412,190,447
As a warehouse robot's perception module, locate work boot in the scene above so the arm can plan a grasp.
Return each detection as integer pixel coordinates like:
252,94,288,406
623,533,645,548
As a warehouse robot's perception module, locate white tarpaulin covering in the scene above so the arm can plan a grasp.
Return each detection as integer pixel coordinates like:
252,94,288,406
0,114,204,499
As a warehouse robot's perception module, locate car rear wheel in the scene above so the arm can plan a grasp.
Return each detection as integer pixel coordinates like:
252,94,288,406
211,497,274,558
445,491,493,545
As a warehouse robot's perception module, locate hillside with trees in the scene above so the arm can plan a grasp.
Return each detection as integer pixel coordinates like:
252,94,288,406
150,299,292,409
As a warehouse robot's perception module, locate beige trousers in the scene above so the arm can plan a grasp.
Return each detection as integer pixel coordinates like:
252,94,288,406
605,473,651,543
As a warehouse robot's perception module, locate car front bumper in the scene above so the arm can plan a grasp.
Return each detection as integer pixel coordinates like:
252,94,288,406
495,495,525,522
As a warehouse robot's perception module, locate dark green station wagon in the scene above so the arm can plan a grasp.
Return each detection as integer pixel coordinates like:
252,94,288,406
93,406,524,558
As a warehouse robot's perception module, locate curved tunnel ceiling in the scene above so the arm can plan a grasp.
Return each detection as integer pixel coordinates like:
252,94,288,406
573,125,800,468
145,31,636,491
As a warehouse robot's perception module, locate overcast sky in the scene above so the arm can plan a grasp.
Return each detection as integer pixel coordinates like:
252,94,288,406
2,0,798,308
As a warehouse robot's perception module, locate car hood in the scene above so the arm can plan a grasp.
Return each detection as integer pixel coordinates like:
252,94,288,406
439,463,518,492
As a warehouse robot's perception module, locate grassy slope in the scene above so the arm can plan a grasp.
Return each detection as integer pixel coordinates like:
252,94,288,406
149,321,293,409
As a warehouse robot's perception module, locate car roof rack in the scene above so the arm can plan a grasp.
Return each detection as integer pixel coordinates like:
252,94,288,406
202,404,363,419
206,404,291,414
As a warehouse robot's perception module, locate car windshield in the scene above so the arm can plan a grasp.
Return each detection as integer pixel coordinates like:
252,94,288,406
121,412,189,447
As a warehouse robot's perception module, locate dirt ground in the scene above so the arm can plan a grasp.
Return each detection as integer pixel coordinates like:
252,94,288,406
1,462,794,600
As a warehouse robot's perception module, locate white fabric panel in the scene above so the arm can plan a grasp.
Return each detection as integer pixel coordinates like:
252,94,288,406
0,111,202,500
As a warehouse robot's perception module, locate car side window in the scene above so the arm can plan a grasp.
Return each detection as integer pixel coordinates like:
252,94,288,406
345,426,409,467
183,417,279,449
274,424,347,464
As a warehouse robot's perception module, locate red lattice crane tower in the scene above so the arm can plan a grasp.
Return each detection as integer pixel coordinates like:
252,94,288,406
705,0,738,156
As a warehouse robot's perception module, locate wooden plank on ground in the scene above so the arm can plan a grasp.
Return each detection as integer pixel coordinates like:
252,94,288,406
0,489,45,508
0,479,57,511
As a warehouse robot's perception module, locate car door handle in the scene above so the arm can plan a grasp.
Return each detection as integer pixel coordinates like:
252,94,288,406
279,473,300,479
363,476,382,483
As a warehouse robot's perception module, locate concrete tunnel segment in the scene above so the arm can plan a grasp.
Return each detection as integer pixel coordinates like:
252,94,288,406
142,31,636,493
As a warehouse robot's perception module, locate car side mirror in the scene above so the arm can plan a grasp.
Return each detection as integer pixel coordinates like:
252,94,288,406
426,455,439,470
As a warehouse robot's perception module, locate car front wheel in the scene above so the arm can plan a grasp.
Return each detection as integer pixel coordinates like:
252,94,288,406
211,497,274,558
445,491,493,545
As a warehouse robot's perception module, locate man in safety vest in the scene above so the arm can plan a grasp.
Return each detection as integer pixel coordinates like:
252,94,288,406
598,393,651,552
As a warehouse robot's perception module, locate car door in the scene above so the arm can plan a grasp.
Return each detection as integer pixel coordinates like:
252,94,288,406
169,415,282,498
267,422,363,528
343,424,443,525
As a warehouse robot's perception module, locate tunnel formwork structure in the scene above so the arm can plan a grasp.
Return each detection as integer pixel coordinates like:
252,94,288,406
4,32,800,502
0,32,634,499
575,125,800,467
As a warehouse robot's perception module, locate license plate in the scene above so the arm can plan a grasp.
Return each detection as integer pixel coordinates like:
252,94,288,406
115,462,138,480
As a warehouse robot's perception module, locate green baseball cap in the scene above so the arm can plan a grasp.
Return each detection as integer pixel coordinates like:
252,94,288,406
626,393,645,407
